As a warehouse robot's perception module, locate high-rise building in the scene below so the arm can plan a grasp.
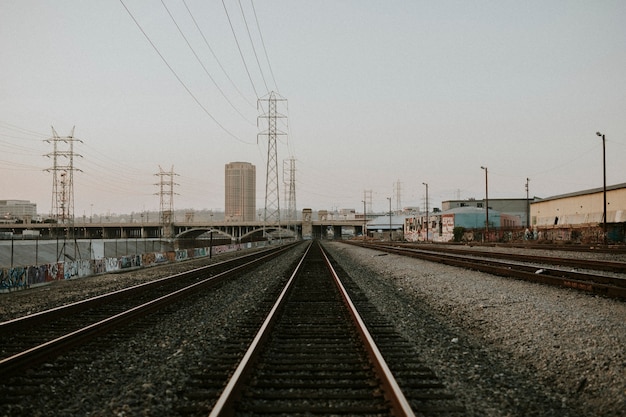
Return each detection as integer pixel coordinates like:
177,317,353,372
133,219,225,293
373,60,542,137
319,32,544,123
225,162,256,222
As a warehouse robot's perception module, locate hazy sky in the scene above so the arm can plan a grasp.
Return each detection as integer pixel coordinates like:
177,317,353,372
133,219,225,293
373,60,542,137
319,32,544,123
1,1,625,217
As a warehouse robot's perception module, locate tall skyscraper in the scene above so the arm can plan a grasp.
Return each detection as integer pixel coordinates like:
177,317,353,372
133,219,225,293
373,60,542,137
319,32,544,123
225,162,256,221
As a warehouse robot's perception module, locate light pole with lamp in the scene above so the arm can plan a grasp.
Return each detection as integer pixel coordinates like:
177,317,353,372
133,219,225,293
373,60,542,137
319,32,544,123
481,166,489,241
422,182,429,242
387,197,392,241
596,132,607,244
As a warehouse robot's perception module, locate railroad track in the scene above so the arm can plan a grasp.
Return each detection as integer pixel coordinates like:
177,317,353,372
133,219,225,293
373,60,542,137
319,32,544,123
1,240,463,415
0,244,295,376
347,241,626,299
208,241,463,416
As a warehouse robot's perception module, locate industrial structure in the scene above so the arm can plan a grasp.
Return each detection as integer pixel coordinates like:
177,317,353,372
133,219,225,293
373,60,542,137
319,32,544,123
258,92,287,228
531,183,626,243
225,162,256,222
442,197,535,228
154,165,178,238
44,127,82,227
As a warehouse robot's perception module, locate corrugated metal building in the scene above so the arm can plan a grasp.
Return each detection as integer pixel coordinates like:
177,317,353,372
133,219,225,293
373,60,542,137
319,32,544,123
531,183,626,242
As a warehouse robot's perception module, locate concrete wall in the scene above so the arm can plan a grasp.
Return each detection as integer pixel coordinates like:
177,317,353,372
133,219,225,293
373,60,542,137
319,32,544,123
0,242,263,292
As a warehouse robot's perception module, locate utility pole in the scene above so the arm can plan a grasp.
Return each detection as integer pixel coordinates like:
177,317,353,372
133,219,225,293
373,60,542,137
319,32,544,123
258,91,287,240
387,197,392,241
45,126,82,239
422,182,429,242
481,166,489,241
154,165,178,239
595,132,607,244
363,189,372,217
362,199,367,241
525,178,530,229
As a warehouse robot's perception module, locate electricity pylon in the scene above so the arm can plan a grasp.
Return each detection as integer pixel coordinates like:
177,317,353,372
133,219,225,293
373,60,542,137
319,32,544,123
258,92,287,236
284,157,297,230
154,165,178,238
45,127,82,229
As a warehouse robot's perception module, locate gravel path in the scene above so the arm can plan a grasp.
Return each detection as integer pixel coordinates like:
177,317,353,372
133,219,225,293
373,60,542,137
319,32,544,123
323,241,626,417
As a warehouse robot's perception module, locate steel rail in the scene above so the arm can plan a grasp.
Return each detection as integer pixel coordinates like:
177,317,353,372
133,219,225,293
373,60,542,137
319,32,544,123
0,244,296,376
209,241,416,417
319,244,416,417
346,241,626,300
376,241,626,273
208,241,313,416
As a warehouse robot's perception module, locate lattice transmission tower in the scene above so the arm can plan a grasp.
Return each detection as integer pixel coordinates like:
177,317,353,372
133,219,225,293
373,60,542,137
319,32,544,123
258,92,287,231
283,157,297,228
45,127,82,228
394,180,402,214
154,165,178,238
363,189,373,215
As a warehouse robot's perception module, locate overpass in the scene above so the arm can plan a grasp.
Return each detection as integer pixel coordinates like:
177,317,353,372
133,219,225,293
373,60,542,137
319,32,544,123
0,209,369,242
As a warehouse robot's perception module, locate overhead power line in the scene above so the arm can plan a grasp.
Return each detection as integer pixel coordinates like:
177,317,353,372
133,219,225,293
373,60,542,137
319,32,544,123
160,0,254,126
237,0,269,94
119,0,251,144
182,0,256,109
250,0,279,93
222,0,259,99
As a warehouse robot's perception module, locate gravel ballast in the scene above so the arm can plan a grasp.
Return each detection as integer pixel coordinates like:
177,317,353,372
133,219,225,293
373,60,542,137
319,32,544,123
1,242,624,416
323,241,626,416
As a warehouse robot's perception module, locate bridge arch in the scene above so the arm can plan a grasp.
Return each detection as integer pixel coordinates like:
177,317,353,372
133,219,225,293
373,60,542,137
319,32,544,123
175,228,234,240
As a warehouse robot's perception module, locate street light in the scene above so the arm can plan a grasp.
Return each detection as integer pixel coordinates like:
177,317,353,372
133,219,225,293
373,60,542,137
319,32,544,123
481,166,489,241
387,197,392,241
596,132,607,244
422,182,429,242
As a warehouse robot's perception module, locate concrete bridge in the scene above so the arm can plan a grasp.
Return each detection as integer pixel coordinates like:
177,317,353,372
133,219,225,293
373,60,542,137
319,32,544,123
0,209,369,242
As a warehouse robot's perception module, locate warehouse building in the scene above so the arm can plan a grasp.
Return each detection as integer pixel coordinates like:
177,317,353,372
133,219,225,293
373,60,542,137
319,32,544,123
531,183,626,243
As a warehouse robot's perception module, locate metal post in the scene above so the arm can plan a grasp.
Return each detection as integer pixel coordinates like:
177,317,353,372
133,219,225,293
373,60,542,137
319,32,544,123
362,200,366,241
422,182,429,242
481,166,489,241
596,132,607,244
387,197,392,241
209,230,213,259
525,178,530,229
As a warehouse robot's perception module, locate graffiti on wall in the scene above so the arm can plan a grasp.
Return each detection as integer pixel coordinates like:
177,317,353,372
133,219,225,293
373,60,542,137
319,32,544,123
0,242,261,292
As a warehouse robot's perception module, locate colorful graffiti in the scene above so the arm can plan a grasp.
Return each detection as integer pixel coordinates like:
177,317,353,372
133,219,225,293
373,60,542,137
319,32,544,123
0,242,261,292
